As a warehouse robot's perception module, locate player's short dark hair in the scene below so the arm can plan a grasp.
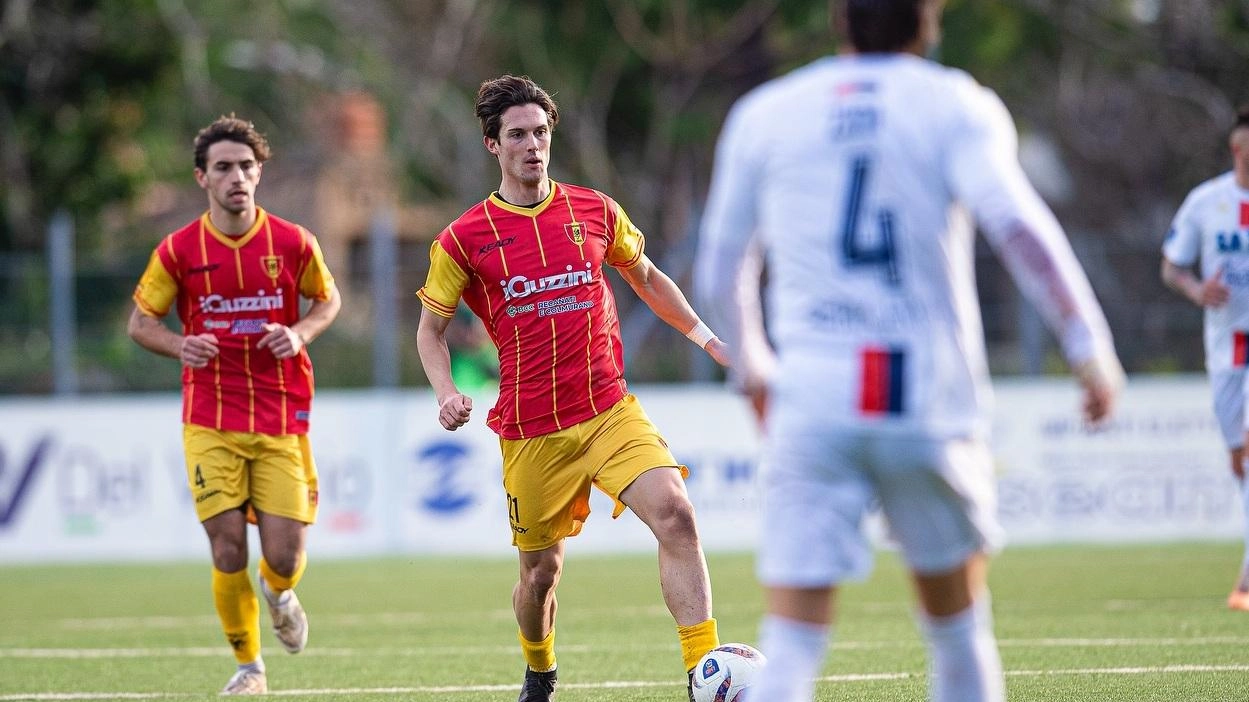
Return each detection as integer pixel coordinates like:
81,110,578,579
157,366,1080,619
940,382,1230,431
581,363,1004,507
1234,107,1249,133
193,114,272,171
475,75,560,141
843,0,929,53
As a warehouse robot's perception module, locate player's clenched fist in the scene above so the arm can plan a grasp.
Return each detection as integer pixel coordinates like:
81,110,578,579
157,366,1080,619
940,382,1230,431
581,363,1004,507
438,393,473,431
257,322,305,359
180,334,219,368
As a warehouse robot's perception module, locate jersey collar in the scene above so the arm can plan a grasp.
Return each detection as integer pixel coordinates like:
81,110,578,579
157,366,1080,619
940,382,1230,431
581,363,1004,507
487,181,558,217
201,207,268,249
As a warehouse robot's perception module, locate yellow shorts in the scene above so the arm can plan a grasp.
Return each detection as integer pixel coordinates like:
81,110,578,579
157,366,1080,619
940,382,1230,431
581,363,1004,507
183,424,319,524
500,394,687,551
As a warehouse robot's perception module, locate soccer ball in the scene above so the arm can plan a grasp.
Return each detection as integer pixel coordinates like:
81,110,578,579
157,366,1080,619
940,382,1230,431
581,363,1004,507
690,643,766,702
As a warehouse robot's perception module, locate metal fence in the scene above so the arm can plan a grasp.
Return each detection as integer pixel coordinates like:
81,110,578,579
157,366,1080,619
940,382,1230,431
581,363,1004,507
0,213,1205,396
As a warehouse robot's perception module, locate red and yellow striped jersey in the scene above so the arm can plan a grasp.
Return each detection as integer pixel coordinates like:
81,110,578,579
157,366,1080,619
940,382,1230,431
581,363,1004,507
133,207,335,435
417,181,645,439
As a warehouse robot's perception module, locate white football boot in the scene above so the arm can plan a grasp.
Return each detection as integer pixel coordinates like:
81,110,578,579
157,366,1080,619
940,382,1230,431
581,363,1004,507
259,574,308,654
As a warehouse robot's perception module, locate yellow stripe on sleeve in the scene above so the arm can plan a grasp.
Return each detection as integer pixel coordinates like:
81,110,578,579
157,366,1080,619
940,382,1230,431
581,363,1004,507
417,243,470,317
132,249,179,317
298,233,335,300
606,203,645,269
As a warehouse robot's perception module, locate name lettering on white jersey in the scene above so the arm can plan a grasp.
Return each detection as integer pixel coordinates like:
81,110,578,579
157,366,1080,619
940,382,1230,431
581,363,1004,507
808,298,930,332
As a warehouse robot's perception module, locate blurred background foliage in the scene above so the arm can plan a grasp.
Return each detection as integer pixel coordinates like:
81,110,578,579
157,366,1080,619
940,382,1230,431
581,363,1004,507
2,0,1248,393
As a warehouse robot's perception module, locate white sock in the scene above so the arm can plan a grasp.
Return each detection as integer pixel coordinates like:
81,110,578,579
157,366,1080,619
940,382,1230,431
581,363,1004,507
239,657,265,674
919,597,1004,702
750,614,830,702
260,577,291,606
1238,477,1249,591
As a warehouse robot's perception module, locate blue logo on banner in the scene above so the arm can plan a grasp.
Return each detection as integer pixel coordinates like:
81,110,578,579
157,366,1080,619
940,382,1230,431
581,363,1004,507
415,441,475,515
0,436,53,528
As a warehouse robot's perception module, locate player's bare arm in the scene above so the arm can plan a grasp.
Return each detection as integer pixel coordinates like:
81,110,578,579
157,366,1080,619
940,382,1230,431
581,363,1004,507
1160,258,1229,308
616,254,730,367
980,219,1123,426
416,307,473,430
127,305,219,369
258,283,343,359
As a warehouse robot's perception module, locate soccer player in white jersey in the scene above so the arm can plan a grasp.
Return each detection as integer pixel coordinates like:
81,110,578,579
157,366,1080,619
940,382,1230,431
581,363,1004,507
694,1,1124,700
1161,109,1249,612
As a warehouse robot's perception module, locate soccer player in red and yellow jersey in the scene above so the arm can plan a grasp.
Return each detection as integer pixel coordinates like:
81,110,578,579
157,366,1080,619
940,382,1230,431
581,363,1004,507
416,75,729,702
127,115,341,696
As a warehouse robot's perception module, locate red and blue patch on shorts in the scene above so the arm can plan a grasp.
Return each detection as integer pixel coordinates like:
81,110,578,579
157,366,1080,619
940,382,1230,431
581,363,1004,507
859,346,905,415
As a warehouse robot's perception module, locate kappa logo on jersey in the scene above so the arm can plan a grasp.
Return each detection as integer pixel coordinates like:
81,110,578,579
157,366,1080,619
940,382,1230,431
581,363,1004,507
261,255,282,280
564,221,585,245
199,290,285,313
499,262,594,301
479,236,516,255
189,263,220,274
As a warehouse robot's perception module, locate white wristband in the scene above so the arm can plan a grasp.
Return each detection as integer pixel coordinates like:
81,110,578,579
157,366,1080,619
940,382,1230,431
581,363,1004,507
685,321,715,349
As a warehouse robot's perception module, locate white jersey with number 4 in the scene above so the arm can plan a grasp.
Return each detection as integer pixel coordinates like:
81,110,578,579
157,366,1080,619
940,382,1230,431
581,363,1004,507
1161,172,1249,374
696,53,1118,438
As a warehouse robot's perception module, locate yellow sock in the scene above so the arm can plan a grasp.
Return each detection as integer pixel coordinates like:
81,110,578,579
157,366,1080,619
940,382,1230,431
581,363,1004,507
518,629,557,672
259,554,306,594
678,617,720,672
212,567,260,664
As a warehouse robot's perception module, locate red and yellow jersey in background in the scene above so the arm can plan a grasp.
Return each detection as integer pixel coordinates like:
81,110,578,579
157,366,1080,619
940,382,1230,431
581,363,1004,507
133,207,335,435
417,181,646,439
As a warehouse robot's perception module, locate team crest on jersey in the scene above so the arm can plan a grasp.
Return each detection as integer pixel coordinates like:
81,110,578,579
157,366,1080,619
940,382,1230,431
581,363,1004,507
261,255,282,280
564,221,585,245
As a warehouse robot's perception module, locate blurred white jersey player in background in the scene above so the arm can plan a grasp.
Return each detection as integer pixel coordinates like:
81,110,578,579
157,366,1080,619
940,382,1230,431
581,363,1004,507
1161,108,1249,612
695,1,1124,700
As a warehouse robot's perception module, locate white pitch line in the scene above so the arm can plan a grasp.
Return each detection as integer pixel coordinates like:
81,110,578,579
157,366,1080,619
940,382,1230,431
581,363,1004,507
1004,664,1249,676
52,606,678,632
6,635,1249,659
6,666,1249,700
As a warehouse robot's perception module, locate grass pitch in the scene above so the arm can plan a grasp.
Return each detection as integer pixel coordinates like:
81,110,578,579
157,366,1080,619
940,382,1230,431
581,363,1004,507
2,543,1249,701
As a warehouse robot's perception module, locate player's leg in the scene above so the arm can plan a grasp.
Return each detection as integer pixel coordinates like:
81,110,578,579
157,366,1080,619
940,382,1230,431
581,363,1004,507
184,425,267,694
256,513,310,652
515,543,563,701
748,429,870,702
911,554,1002,702
500,429,587,702
1230,446,1249,609
1211,369,1249,608
875,437,1004,702
206,509,268,694
752,585,835,702
618,467,719,671
249,433,318,653
591,395,719,684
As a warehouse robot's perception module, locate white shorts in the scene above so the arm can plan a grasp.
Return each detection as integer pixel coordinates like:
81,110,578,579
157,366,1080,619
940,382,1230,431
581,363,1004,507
757,411,1003,587
1210,368,1247,450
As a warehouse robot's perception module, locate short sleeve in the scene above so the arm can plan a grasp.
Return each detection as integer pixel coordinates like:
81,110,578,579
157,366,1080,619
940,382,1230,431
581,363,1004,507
1161,192,1203,267
606,203,645,269
416,240,471,317
297,232,335,300
132,246,178,317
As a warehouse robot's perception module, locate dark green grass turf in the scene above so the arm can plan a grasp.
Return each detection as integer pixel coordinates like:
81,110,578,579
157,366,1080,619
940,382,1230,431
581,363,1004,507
3,543,1249,700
